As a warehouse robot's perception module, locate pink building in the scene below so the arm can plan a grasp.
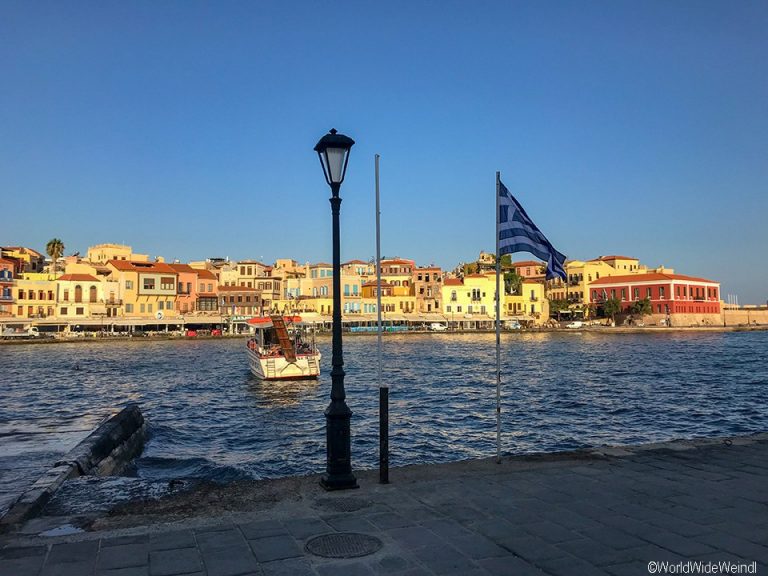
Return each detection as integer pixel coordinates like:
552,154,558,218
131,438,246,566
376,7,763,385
169,264,198,314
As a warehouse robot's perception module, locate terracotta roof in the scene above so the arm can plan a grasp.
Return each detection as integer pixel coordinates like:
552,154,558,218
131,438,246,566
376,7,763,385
57,274,100,282
196,269,217,280
108,260,177,274
381,258,415,265
2,246,44,257
218,285,259,292
444,278,463,286
311,263,333,268
168,263,197,273
513,260,544,267
342,259,368,265
590,273,718,285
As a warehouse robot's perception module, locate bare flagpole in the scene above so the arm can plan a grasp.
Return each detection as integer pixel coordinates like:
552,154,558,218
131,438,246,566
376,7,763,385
495,171,502,464
376,154,388,483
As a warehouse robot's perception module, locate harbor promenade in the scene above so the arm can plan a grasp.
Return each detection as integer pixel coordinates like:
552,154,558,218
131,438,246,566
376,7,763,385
1,434,766,576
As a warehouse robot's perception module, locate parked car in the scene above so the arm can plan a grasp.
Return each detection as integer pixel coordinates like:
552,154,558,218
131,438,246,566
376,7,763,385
429,323,447,331
566,321,584,329
504,320,522,330
211,329,222,336
186,330,198,338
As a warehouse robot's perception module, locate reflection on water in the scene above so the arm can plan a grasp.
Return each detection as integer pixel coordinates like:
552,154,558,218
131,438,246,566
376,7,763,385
1,331,767,483
246,377,320,407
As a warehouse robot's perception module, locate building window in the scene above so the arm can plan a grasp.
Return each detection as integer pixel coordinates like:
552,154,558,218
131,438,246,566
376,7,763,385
208,283,213,292
125,280,133,290
646,288,652,299
76,307,84,315
148,304,153,313
167,301,172,310
633,288,639,300
659,286,665,299
158,301,164,310
457,305,462,312
126,304,133,313
140,304,145,313
60,307,68,315
161,277,174,290
143,278,155,290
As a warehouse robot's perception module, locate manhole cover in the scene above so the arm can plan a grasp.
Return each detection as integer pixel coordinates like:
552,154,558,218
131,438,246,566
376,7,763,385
305,533,383,558
313,497,372,513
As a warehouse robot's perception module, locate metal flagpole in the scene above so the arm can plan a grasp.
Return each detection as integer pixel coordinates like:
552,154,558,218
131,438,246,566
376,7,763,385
495,171,502,464
376,154,388,483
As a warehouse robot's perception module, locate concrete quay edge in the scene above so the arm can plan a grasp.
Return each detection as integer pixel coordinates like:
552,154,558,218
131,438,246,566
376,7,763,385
0,404,146,531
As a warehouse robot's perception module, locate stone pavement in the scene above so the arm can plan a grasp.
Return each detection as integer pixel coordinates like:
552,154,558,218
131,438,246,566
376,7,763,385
1,435,767,576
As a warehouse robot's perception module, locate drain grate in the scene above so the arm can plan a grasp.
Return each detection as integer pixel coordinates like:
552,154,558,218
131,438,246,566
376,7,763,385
305,532,383,559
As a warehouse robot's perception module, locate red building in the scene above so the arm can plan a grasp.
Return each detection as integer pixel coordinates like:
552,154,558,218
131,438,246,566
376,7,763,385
512,260,545,281
590,273,721,323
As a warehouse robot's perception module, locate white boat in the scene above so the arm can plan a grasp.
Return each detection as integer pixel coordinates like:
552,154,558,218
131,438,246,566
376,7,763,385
246,315,321,380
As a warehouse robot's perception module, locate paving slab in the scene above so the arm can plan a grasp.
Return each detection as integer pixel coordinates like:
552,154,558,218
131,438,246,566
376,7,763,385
2,433,767,576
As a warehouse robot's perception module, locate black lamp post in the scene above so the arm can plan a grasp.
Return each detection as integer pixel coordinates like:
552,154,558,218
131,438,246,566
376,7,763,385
314,128,358,490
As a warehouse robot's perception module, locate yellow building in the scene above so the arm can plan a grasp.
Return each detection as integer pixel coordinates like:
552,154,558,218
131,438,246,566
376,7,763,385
55,274,120,319
107,260,177,319
13,277,57,319
378,258,416,314
442,274,496,319
1,246,46,273
87,243,149,264
505,281,548,322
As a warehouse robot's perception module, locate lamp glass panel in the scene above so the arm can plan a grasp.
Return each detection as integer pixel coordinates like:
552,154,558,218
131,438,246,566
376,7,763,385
326,147,347,183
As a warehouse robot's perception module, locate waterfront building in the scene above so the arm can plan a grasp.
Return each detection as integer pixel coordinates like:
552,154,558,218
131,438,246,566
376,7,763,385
0,258,16,318
512,260,545,281
0,247,45,274
218,285,261,318
379,258,416,314
55,274,119,319
220,260,282,313
589,272,721,326
195,269,219,313
506,281,548,321
413,266,443,313
442,274,496,319
12,277,57,319
106,260,178,319
169,264,198,314
86,243,149,264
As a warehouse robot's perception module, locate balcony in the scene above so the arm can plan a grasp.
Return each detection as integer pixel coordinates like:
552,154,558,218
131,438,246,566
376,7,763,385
0,294,13,302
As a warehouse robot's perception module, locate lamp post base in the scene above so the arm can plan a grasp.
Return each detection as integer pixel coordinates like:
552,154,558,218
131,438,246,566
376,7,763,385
320,473,359,491
322,402,358,491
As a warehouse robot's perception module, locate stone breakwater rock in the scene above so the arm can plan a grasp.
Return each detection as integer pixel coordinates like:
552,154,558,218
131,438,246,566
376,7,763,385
0,404,146,530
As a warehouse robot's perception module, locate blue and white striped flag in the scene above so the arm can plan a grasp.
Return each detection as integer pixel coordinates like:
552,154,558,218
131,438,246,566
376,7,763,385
498,180,567,281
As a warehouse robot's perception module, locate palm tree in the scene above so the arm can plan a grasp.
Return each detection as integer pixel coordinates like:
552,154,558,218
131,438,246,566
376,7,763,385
46,238,65,277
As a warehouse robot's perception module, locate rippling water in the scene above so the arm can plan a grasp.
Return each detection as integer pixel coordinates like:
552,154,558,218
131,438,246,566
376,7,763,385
1,331,767,483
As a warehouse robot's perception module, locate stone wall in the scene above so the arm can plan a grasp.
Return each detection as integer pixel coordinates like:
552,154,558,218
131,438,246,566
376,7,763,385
722,308,768,326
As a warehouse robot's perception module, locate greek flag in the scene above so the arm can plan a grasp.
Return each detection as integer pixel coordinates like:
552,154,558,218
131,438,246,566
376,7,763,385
498,180,567,281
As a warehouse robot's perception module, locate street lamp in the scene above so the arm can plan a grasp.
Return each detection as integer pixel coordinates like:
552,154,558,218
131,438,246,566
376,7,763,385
314,128,358,490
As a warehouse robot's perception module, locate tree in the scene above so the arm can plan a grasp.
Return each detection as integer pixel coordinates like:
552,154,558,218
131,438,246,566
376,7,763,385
548,298,570,320
602,297,622,322
504,269,523,295
630,297,652,317
46,238,65,276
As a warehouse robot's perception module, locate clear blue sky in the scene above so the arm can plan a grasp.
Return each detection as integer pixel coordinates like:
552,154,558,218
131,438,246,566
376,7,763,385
2,1,766,303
